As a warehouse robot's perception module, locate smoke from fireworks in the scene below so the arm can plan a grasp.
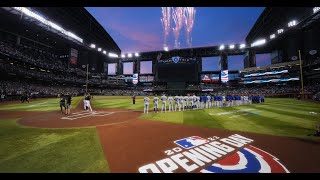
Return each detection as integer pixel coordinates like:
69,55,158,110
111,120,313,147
172,7,184,49
184,7,196,48
160,7,171,48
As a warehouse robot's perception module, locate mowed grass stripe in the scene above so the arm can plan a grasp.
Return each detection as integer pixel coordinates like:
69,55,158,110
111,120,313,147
0,119,108,173
0,96,82,112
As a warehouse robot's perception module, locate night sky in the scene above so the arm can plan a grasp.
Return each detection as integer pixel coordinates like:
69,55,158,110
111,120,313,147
86,7,270,71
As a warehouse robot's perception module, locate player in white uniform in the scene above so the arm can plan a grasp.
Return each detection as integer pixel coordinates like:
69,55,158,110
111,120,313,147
222,95,226,107
179,96,183,111
206,95,211,109
153,95,159,113
189,95,194,110
174,95,179,111
144,95,150,114
183,95,189,110
197,96,200,109
192,94,197,109
168,95,174,112
161,94,167,112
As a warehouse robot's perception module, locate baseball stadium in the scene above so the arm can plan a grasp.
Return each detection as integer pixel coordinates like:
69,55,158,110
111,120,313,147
0,7,320,173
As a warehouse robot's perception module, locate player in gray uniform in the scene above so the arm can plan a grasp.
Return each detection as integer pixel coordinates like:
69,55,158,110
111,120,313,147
153,95,159,113
161,94,167,112
144,95,150,114
174,95,179,111
168,95,174,112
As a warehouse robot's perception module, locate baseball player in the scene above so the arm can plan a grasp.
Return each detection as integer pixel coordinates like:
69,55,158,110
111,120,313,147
174,95,179,111
178,95,183,111
153,95,159,113
144,95,150,114
188,94,193,110
161,94,167,112
83,93,87,110
197,95,201,109
85,93,93,112
168,95,174,112
192,94,197,109
206,94,211,108
183,95,189,110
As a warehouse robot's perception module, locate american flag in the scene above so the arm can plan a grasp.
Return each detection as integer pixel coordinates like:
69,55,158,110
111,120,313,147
221,70,228,82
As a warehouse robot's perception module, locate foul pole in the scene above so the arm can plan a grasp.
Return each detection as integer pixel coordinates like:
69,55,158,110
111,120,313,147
298,50,304,98
86,64,89,93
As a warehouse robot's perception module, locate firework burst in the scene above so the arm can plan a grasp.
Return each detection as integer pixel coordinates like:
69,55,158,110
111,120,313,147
160,7,171,48
172,7,184,49
184,7,196,48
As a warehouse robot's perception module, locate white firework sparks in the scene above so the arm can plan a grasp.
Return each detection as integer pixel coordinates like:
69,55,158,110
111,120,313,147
184,7,196,48
172,7,184,48
161,7,171,48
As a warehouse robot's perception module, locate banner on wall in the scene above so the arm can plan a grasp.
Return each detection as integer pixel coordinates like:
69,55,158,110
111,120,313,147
133,73,139,85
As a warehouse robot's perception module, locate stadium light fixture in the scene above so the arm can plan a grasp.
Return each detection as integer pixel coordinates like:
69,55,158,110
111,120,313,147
277,29,284,34
103,50,106,55
90,44,96,48
164,47,169,51
270,34,276,39
121,54,125,58
314,7,320,14
229,44,235,49
13,7,83,43
98,48,102,52
108,53,119,58
219,45,225,50
251,39,266,47
128,53,133,58
134,52,139,57
288,20,297,27
240,44,246,49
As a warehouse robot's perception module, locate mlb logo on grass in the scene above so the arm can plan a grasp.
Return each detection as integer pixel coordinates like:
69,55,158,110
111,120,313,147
174,136,209,149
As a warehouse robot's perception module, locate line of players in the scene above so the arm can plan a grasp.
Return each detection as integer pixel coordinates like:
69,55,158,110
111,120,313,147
143,94,265,114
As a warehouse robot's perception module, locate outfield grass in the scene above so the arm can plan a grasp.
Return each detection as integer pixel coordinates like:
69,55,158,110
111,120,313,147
0,96,82,112
0,119,108,173
140,98,320,140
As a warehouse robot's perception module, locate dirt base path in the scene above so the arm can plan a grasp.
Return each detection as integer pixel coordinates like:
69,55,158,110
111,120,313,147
97,120,320,173
17,100,142,128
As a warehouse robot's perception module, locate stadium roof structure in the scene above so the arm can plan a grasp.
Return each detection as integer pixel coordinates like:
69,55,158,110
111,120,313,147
136,44,247,61
246,7,320,53
0,7,121,54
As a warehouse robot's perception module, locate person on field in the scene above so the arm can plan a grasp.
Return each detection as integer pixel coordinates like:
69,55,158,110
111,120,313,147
65,93,72,115
132,94,136,104
59,93,66,114
144,95,150,114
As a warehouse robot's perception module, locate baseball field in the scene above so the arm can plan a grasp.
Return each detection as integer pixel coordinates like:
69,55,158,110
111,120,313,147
0,96,319,173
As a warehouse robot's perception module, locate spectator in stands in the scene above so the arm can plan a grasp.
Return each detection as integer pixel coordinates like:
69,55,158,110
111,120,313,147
0,93,4,102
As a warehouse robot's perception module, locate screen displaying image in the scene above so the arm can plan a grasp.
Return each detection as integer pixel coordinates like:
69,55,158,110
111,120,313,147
108,63,117,75
133,73,139,84
221,70,229,82
140,61,153,74
123,62,133,75
201,74,219,82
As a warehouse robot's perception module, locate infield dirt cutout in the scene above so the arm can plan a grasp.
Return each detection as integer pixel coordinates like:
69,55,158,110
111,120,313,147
2,100,320,173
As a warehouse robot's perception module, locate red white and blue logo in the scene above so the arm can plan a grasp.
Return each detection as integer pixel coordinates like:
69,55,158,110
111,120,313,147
174,136,209,149
200,145,289,173
138,134,290,173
